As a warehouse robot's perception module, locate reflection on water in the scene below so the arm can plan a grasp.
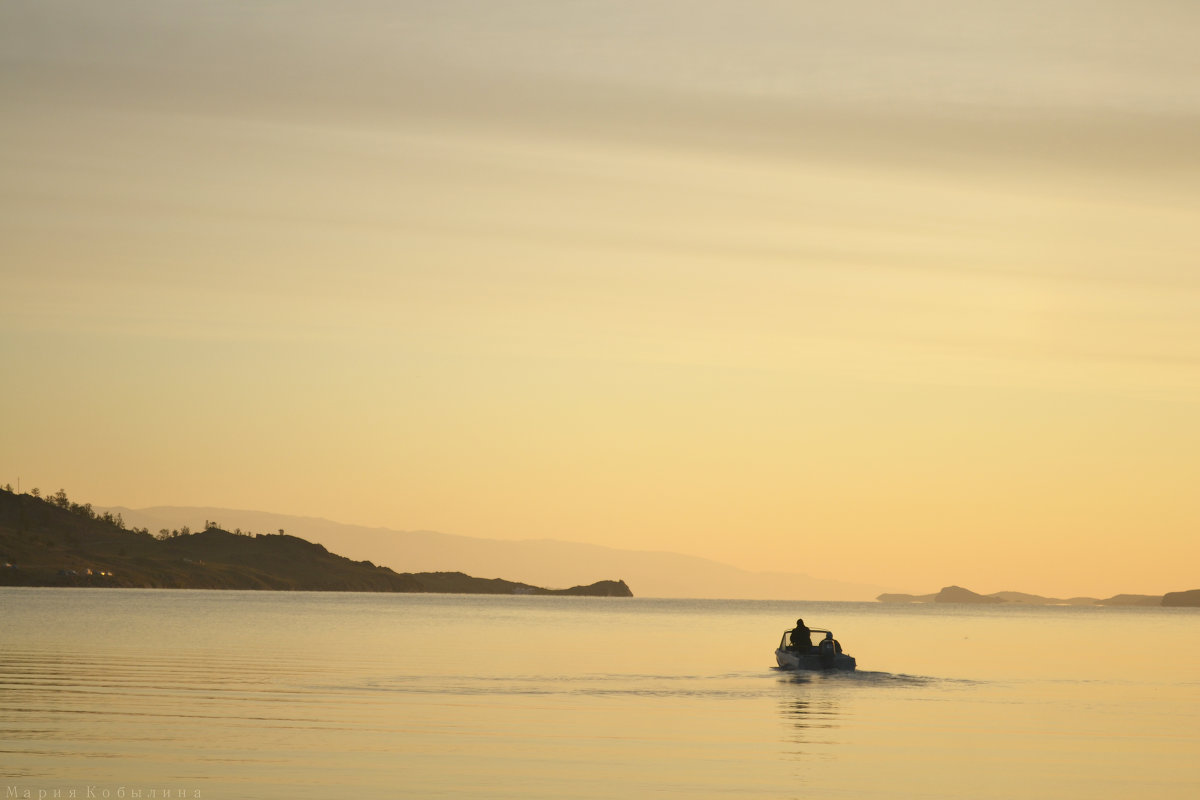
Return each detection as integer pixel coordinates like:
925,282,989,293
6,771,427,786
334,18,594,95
778,694,841,755
779,696,839,728
774,668,943,755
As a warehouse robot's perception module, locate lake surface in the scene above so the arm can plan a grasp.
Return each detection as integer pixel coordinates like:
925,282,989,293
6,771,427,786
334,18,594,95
2,589,1198,799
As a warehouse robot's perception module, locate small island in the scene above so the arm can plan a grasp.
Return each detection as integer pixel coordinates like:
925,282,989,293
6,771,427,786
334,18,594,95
878,584,1197,608
0,488,632,597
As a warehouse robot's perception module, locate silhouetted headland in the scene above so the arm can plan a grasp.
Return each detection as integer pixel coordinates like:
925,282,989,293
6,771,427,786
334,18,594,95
878,585,1192,607
1162,589,1200,607
0,488,632,596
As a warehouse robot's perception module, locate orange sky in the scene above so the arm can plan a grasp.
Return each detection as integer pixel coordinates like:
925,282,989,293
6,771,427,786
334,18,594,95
3,1,1198,598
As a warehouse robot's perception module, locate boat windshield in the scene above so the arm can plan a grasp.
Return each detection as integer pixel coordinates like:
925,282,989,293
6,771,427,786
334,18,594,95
779,627,833,648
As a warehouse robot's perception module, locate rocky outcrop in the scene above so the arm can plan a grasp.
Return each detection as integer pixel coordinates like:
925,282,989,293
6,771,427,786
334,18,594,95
879,586,1172,606
1095,594,1163,607
933,585,1005,604
1161,589,1200,607
878,586,1003,604
552,579,632,597
989,591,1097,606
394,571,633,596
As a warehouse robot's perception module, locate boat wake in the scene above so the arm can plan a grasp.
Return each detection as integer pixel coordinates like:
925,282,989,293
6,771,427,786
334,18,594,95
774,667,977,688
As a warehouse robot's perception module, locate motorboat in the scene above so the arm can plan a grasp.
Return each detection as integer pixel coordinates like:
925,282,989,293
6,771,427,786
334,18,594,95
775,627,857,671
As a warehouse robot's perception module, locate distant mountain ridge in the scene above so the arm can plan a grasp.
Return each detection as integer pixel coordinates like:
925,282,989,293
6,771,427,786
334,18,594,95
878,585,1185,607
103,505,888,601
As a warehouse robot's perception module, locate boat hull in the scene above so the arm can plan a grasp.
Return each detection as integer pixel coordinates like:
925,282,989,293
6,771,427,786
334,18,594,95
775,648,857,671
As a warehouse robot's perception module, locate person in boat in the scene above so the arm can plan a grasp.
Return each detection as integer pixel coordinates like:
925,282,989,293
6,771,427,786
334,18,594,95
790,619,812,653
817,631,842,667
818,631,842,655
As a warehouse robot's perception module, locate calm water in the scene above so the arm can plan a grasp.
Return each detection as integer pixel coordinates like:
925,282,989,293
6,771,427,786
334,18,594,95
2,589,1198,799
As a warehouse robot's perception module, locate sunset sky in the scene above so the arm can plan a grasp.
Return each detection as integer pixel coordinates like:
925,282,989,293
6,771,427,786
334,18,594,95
3,1,1198,598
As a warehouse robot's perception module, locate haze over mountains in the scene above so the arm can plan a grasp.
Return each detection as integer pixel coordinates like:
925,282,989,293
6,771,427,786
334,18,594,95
105,506,888,601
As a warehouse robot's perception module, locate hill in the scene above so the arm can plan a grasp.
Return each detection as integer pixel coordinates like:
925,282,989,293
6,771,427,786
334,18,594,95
0,490,630,596
876,586,1004,604
877,585,1174,606
103,505,889,601
1162,589,1200,607
990,591,1100,606
934,585,1004,604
